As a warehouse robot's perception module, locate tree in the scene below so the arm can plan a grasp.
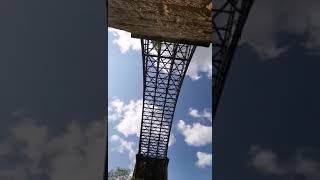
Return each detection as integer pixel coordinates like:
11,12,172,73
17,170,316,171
108,167,131,180
151,40,162,50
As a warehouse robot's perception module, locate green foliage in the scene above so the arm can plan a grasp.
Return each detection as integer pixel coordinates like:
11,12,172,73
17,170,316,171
151,41,162,50
108,167,131,180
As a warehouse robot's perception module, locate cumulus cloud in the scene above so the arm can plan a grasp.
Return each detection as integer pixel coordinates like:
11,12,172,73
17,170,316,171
151,44,212,81
108,27,211,80
249,145,283,175
242,0,320,58
110,135,137,169
109,98,176,148
188,108,212,122
108,98,125,121
168,134,176,147
9,120,48,175
108,98,143,137
177,120,212,147
110,98,124,114
187,45,212,80
196,152,212,168
249,145,320,179
0,118,106,180
108,28,141,53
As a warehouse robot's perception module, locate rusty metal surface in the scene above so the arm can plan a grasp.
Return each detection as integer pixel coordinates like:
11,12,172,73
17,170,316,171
108,0,212,45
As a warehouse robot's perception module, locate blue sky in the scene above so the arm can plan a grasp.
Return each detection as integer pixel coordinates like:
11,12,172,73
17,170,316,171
107,28,213,180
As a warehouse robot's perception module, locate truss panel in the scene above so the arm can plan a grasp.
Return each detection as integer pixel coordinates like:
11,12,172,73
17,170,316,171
212,0,254,117
138,39,196,158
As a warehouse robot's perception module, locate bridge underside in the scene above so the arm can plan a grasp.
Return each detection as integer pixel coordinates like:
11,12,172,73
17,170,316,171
108,0,212,46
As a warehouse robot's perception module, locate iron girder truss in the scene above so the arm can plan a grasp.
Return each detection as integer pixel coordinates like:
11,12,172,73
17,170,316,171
212,0,254,117
138,39,196,158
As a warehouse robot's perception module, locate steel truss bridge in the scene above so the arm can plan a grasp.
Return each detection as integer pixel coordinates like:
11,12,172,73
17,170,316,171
213,0,254,117
106,0,254,180
132,40,196,179
139,40,196,158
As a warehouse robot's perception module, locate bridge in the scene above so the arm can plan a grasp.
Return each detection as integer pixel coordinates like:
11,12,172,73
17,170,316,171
106,0,254,179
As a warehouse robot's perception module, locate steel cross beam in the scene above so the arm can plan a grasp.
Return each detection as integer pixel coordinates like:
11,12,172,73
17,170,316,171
212,0,254,118
138,39,196,158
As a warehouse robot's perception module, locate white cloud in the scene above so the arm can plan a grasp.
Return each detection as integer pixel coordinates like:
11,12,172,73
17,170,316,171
110,135,135,159
177,120,212,147
110,135,137,169
168,134,176,147
9,120,48,175
189,108,201,118
162,43,212,81
109,98,176,148
0,118,106,180
249,145,320,179
249,145,283,175
48,121,105,180
110,98,124,113
196,152,212,168
241,0,320,58
108,98,143,137
108,27,211,80
108,98,125,121
188,108,212,122
187,45,212,80
108,28,141,53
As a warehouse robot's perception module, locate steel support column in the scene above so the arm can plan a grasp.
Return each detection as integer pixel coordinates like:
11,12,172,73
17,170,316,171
133,39,196,180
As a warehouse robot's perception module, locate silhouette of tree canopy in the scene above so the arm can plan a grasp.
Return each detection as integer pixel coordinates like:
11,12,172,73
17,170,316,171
108,167,132,180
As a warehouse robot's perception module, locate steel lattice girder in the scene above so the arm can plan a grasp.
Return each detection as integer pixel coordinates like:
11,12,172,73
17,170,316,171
212,0,254,118
138,39,196,158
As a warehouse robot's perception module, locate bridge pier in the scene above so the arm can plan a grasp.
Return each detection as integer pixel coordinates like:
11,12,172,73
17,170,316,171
132,154,169,180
